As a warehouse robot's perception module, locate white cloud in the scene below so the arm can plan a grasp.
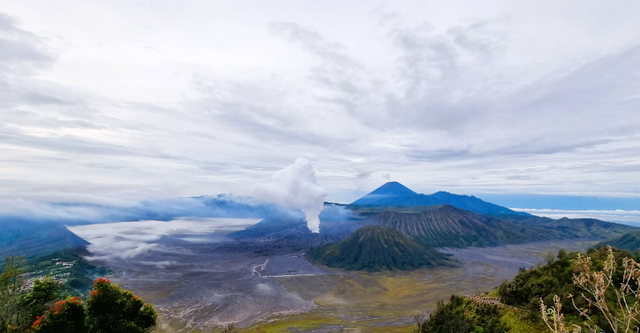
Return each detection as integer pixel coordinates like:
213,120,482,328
68,218,260,260
0,1,639,205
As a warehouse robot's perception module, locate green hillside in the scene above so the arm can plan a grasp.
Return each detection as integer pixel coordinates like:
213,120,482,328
598,230,640,252
369,205,554,247
305,226,452,272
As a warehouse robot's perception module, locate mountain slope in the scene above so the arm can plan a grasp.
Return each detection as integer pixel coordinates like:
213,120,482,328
305,226,452,271
0,220,89,258
597,231,640,252
368,205,555,247
366,205,639,248
351,182,526,216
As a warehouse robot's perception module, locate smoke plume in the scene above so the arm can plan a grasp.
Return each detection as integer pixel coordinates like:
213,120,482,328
254,158,326,233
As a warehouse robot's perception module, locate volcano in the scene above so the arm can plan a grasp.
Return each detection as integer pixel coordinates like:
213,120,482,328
351,182,526,216
305,225,452,271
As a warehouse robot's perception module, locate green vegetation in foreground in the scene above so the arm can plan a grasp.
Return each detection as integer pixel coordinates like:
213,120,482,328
414,294,548,333
598,230,640,253
417,295,508,333
498,246,636,329
1,255,156,333
24,247,113,296
306,226,453,272
417,246,640,333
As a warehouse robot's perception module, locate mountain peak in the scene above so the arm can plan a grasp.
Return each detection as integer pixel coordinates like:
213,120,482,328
370,182,417,196
350,182,528,216
351,182,417,206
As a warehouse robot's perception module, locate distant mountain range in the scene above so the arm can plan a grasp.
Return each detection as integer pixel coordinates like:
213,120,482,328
351,182,527,216
366,205,637,247
1,181,637,260
231,203,639,250
305,226,453,272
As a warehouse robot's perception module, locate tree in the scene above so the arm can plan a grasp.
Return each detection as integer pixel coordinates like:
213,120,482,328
0,251,156,333
86,278,157,333
27,278,156,333
31,297,86,333
20,277,63,328
0,256,26,333
412,310,428,333
558,249,569,261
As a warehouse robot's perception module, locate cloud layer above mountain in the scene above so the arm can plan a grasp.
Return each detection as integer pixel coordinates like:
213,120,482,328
1,1,640,204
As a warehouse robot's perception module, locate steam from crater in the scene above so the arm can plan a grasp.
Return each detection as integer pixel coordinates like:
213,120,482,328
254,158,326,233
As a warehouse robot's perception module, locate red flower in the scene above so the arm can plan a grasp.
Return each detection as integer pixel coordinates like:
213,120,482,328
52,300,67,314
32,315,43,329
68,296,84,305
94,277,111,284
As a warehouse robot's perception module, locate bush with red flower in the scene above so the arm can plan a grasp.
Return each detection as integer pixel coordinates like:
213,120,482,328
86,278,157,333
31,297,86,333
28,278,156,333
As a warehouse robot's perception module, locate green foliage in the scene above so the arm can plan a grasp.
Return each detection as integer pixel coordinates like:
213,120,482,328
21,277,63,327
0,256,26,333
86,278,157,333
418,295,508,333
497,246,637,332
416,247,638,333
306,226,452,272
598,231,640,253
31,297,86,333
0,254,156,333
498,250,578,316
498,246,632,320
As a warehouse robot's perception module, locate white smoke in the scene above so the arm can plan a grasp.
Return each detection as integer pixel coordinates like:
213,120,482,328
254,158,326,233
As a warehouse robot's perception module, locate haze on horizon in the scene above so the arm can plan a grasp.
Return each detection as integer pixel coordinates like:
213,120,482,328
1,0,640,209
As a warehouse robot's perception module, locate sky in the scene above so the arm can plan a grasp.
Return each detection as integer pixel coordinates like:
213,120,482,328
1,0,640,206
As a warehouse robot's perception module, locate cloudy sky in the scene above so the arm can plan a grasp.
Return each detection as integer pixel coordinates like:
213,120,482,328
1,0,640,205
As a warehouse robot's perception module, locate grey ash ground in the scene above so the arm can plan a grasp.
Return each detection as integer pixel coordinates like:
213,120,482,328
103,241,335,331
92,237,596,332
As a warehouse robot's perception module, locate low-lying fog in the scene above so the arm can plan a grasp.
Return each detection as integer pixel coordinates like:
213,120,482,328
68,218,260,260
